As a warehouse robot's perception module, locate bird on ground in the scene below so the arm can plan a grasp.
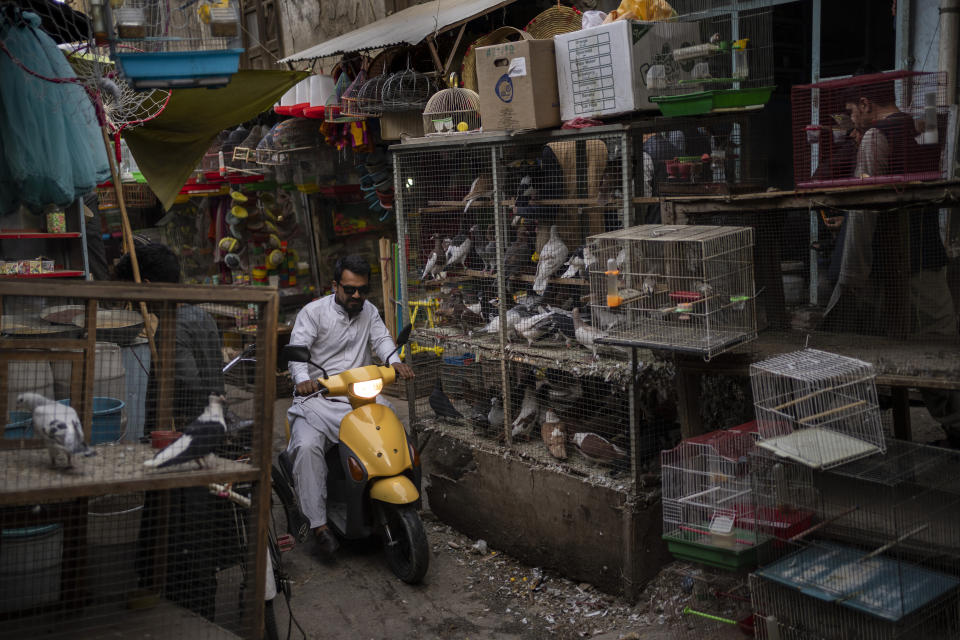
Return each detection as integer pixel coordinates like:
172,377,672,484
463,175,493,212
541,409,567,460
421,234,442,281
511,382,541,438
445,225,477,270
571,431,628,466
487,396,504,431
560,248,586,280
533,225,568,295
16,393,95,468
572,307,607,359
145,393,227,469
429,379,462,421
478,224,497,275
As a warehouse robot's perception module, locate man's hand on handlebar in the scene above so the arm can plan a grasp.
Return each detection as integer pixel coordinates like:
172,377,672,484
393,362,415,380
295,379,320,396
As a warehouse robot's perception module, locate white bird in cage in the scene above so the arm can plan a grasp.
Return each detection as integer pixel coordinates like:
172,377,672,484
511,382,542,438
641,276,657,296
488,395,504,429
512,308,554,347
144,394,227,469
16,393,95,469
445,225,477,270
572,307,607,360
463,175,493,212
421,234,443,281
533,225,568,295
541,409,567,460
560,248,586,279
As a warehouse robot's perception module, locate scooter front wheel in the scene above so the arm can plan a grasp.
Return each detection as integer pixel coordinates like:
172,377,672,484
380,503,429,584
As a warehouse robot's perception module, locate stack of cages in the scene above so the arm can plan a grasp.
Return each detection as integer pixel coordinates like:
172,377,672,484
395,126,670,480
750,349,885,470
661,422,772,571
749,441,960,639
792,71,949,189
674,566,756,639
0,280,277,638
633,111,770,206
587,224,757,359
650,1,775,108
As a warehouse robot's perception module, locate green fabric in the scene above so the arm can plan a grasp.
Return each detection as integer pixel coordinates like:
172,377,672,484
124,69,308,210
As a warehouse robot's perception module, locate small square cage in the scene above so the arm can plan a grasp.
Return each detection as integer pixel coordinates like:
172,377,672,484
661,422,769,569
587,224,756,358
750,349,885,469
792,70,948,189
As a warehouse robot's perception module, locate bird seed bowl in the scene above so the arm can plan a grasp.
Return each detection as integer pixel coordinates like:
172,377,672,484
71,310,144,346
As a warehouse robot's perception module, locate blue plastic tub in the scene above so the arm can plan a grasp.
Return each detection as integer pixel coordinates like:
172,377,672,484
115,49,243,90
91,397,125,444
0,524,63,613
5,399,70,440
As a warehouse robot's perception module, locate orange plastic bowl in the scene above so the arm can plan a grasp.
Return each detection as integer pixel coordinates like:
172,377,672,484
151,430,180,449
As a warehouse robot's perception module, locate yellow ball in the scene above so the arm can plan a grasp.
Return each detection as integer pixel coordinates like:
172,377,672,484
457,122,469,132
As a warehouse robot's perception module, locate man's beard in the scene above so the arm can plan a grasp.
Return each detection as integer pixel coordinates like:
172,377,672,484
337,296,363,317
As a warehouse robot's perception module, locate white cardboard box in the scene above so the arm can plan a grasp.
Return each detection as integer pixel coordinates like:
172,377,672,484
554,20,700,120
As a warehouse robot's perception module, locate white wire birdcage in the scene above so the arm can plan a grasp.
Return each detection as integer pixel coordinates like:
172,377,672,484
381,62,437,112
661,424,768,568
587,224,757,359
750,349,885,469
422,88,481,134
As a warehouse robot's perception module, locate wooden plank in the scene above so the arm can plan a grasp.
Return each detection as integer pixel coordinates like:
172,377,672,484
380,238,397,339
155,302,176,431
80,298,97,440
0,279,279,304
0,338,88,350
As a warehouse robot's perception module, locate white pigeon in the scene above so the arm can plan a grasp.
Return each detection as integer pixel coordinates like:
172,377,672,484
421,234,442,281
445,225,477,270
144,394,227,469
480,307,522,334
582,245,598,274
533,225,568,295
16,393,95,468
512,308,554,347
560,249,586,279
572,307,607,359
511,382,541,438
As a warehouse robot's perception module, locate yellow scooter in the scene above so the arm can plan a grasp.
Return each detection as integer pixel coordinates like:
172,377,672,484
279,325,429,584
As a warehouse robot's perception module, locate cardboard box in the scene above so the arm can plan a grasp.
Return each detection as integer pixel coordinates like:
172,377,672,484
554,20,700,120
476,39,561,131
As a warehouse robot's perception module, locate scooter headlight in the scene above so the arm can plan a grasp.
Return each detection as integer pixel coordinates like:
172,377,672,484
351,379,383,398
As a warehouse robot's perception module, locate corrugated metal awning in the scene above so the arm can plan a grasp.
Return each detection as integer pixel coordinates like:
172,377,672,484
279,0,517,63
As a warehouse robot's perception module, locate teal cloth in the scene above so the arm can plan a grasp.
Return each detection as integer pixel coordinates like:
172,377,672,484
0,8,109,214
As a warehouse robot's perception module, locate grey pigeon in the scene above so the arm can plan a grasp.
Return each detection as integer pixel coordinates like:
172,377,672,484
17,393,95,468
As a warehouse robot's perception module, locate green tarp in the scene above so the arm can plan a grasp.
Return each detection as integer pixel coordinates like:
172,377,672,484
124,69,308,210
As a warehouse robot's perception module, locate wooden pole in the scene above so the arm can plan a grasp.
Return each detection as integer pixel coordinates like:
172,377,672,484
379,238,396,340
100,128,158,363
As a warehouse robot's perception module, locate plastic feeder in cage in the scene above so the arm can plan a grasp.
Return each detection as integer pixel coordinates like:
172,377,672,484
199,1,239,38
709,512,736,549
670,291,701,320
605,259,622,307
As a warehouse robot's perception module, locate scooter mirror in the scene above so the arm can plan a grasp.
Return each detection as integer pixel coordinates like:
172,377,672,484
280,344,311,368
396,324,412,348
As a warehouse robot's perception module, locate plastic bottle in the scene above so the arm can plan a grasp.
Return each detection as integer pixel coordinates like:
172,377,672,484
605,258,623,308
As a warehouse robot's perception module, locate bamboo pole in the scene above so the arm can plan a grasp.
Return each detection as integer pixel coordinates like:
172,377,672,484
379,237,396,340
796,400,866,424
100,129,158,363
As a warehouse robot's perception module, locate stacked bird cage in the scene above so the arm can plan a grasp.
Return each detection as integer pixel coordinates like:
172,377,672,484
792,70,948,188
648,1,775,114
0,279,277,638
748,441,960,640
661,423,769,570
587,224,757,359
104,0,244,89
750,349,885,469
394,126,655,480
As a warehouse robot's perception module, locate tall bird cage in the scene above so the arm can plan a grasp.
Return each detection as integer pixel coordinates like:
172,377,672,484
98,0,244,89
792,70,949,188
587,224,757,359
750,349,885,469
749,441,960,640
661,422,771,570
646,0,775,116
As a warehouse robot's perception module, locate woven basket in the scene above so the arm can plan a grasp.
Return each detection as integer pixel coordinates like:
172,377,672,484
525,4,582,39
461,26,532,93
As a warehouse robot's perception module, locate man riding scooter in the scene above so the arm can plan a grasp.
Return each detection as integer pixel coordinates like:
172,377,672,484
286,255,415,560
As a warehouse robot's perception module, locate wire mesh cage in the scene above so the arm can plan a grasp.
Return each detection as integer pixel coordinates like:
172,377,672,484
586,224,757,358
749,349,885,469
792,71,949,189
394,126,683,483
381,64,437,113
355,73,389,118
749,441,960,639
422,88,482,134
648,1,774,111
661,423,769,570
0,280,277,638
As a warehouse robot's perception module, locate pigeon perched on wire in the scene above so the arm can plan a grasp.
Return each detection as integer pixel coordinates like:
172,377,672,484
463,175,493,213
429,379,462,421
560,247,586,280
16,393,95,468
145,394,227,469
511,382,541,438
512,307,555,347
533,225,568,295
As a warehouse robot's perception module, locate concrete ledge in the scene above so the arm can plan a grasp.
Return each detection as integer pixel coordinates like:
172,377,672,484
419,427,670,600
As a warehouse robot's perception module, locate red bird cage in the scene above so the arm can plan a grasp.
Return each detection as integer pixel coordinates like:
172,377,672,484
792,70,948,189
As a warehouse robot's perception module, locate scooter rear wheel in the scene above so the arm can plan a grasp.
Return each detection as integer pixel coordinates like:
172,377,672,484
381,504,429,584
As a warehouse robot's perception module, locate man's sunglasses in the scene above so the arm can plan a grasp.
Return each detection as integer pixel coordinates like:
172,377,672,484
340,283,370,296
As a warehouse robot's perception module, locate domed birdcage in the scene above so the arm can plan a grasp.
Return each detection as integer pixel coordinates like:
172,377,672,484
355,74,390,117
381,58,437,112
422,88,481,134
339,68,368,118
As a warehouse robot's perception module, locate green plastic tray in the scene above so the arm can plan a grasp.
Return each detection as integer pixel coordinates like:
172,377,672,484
650,86,776,117
663,530,769,570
